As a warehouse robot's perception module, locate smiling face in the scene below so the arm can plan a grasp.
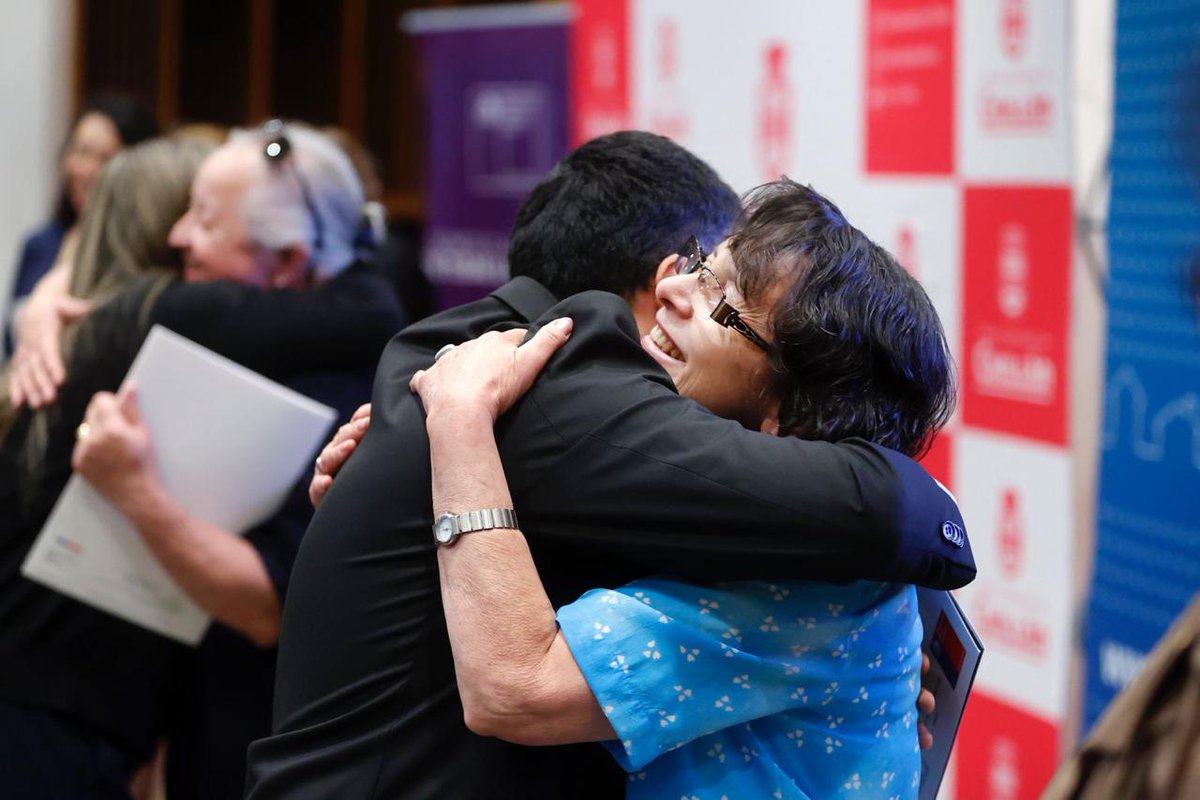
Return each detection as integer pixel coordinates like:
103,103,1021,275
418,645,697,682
641,240,782,431
167,144,280,287
63,112,122,215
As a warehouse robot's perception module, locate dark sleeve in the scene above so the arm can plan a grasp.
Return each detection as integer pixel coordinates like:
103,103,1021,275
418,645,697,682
147,265,403,377
243,476,313,603
242,367,375,601
502,291,975,590
11,224,65,299
68,278,165,386
6,228,64,353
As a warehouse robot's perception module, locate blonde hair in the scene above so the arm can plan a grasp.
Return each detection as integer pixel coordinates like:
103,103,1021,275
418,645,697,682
1,136,214,487
69,135,214,304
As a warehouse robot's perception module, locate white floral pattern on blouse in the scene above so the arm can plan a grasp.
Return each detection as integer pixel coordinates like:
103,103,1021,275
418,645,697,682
557,579,922,800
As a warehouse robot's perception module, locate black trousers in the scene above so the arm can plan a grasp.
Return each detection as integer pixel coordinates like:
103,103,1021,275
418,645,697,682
0,703,132,800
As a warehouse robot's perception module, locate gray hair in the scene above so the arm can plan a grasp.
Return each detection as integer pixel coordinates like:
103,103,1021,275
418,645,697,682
229,123,367,280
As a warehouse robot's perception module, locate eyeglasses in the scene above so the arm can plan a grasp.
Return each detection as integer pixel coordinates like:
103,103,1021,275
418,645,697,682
672,236,770,351
262,119,325,253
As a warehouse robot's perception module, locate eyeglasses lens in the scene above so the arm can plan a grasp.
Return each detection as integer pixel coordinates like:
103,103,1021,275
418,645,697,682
694,269,725,310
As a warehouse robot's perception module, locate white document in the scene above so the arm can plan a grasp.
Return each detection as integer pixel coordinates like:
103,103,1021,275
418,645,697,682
22,325,336,645
917,587,984,800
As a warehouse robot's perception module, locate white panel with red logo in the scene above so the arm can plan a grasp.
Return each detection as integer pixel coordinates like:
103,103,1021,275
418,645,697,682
848,179,964,407
954,430,1073,718
571,2,1075,797
628,0,865,194
958,0,1070,182
951,431,1070,799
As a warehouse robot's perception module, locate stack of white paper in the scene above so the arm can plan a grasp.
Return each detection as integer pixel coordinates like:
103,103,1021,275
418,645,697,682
23,325,337,645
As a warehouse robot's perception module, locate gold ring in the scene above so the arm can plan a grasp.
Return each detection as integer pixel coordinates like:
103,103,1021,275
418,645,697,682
76,422,91,441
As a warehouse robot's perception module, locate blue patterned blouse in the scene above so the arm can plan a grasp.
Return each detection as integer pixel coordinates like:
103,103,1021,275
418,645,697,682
557,579,923,800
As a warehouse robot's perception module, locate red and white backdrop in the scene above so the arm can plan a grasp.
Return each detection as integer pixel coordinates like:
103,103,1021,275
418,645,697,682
574,1,1074,797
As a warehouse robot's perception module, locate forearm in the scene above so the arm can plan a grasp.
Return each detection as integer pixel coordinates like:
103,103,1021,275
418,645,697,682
30,261,71,300
118,479,282,647
427,407,613,745
12,264,69,342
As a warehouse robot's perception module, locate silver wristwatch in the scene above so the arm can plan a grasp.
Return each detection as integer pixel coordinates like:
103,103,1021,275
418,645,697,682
432,508,519,546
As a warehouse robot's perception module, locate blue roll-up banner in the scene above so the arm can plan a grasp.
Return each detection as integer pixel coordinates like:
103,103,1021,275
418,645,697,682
1085,0,1200,732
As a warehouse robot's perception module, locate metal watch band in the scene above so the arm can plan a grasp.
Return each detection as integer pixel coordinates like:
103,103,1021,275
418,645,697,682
434,507,520,546
457,507,518,533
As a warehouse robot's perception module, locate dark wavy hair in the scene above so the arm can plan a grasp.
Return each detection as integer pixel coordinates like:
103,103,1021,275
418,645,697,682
51,93,160,227
508,131,741,299
729,179,956,458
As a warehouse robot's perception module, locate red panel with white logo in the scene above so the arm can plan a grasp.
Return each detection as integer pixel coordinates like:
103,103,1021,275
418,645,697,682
919,431,954,492
571,0,631,146
962,186,1072,445
864,0,955,175
956,692,1058,800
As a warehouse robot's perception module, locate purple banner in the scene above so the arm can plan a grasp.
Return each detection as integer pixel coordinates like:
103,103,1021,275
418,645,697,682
413,6,570,310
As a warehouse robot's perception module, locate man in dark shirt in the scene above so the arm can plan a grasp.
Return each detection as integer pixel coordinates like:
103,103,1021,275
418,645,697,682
246,132,973,798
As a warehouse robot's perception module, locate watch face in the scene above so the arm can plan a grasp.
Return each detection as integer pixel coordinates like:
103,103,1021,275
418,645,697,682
434,516,456,545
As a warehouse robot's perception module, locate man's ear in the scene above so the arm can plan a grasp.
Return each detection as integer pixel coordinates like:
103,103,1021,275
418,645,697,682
627,253,680,335
270,244,312,289
650,252,678,292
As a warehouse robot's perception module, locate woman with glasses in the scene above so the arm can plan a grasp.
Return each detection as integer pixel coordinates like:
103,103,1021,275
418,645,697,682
397,179,954,799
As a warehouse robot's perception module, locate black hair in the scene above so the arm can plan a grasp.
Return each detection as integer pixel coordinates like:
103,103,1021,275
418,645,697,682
729,179,956,458
508,131,741,299
51,93,160,227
